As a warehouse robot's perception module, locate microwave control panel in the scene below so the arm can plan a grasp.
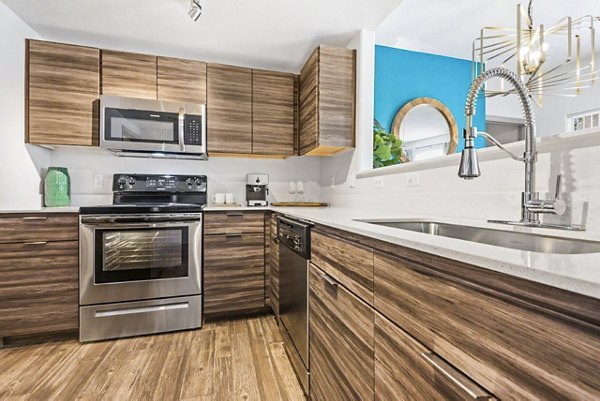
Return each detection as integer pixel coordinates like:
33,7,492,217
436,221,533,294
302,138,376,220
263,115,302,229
184,115,203,145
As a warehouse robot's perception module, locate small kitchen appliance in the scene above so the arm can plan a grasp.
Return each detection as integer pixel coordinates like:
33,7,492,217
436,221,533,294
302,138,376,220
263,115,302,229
246,173,269,206
78,174,207,342
100,96,207,160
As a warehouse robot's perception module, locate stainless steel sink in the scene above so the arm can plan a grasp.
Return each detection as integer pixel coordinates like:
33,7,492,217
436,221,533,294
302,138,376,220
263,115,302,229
354,219,600,254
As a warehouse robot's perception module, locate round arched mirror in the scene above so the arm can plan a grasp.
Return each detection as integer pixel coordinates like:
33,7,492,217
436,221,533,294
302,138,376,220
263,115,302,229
391,97,458,162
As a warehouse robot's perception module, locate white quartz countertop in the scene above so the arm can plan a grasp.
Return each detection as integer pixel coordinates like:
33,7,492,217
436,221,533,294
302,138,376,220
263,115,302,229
203,205,270,211
0,206,80,214
270,206,600,300
2,204,598,299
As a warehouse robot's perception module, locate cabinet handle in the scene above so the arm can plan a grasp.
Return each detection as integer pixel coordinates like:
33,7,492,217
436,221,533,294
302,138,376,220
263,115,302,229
22,216,47,221
23,241,48,247
318,270,338,288
421,352,495,400
225,233,243,239
226,212,244,217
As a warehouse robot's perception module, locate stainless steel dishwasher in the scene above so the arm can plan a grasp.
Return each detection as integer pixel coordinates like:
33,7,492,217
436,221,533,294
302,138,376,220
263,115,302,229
277,215,311,395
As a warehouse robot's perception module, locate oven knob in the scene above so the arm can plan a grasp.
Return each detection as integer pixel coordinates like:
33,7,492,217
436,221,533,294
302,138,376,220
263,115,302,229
186,178,194,188
117,175,128,188
194,177,204,186
127,177,136,186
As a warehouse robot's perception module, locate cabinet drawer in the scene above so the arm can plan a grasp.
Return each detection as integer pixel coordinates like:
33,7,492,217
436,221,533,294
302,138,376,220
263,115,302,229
0,213,78,244
375,312,496,401
204,233,265,315
374,252,600,401
309,264,374,401
311,231,374,305
0,241,79,337
204,211,265,235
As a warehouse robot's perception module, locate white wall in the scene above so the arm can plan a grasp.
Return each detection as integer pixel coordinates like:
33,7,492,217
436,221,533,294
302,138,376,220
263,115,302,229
50,147,321,206
0,3,50,209
535,83,600,137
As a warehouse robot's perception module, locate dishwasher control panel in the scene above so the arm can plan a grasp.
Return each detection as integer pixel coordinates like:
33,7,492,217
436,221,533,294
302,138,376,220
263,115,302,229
277,216,311,258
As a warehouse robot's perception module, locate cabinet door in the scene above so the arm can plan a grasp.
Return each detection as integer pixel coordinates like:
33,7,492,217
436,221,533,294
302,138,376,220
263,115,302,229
0,241,79,337
252,70,296,155
299,48,319,154
207,64,253,154
101,50,157,99
204,233,265,315
157,56,206,103
27,40,99,146
318,46,355,149
375,313,496,401
309,264,374,401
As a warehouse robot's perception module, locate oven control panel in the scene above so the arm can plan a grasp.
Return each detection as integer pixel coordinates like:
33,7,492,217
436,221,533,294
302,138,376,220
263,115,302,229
113,174,207,193
184,115,203,146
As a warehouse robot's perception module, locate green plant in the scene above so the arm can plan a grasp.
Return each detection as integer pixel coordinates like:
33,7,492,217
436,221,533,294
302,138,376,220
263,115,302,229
373,119,403,168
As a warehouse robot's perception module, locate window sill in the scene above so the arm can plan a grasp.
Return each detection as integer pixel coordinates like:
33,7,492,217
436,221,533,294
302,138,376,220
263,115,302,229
356,127,600,179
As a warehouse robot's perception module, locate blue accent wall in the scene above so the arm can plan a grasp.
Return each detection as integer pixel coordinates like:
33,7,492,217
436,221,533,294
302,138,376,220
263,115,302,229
374,45,487,151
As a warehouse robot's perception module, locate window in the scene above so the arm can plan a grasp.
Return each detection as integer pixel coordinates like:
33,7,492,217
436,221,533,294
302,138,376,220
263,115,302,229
568,109,600,132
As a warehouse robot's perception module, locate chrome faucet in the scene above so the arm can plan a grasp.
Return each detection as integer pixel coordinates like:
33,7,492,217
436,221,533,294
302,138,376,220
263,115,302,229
458,67,583,231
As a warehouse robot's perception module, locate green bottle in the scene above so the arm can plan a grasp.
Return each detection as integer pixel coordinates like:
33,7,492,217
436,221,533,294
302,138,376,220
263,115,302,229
44,167,70,207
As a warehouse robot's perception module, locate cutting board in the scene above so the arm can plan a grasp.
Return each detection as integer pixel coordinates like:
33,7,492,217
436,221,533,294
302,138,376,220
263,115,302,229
271,202,329,207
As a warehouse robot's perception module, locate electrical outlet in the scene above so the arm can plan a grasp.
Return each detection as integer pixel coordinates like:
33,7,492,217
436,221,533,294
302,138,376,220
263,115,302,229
93,173,104,189
348,173,356,188
406,172,421,187
374,176,384,188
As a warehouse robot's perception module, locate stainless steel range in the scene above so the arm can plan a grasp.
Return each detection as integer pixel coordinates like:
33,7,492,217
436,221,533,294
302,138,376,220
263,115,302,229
79,174,207,342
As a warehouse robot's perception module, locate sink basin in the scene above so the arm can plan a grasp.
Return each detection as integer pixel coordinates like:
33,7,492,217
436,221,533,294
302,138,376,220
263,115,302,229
354,219,600,254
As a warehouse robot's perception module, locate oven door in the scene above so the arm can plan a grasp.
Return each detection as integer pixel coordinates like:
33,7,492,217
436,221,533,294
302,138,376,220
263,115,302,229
79,214,202,305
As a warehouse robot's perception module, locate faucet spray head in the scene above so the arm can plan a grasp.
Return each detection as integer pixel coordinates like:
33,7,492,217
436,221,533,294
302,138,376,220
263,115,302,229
458,127,480,179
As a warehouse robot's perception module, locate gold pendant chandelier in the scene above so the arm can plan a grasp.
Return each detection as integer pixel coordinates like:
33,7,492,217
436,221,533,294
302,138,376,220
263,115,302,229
473,0,599,104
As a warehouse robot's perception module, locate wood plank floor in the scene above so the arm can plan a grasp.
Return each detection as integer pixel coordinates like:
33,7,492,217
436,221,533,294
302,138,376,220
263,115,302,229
0,315,305,401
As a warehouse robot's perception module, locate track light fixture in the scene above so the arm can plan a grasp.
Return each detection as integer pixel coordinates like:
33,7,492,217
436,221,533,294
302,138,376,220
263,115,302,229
188,0,202,21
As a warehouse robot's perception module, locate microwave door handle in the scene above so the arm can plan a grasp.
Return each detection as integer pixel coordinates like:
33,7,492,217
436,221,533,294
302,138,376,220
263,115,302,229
178,107,185,152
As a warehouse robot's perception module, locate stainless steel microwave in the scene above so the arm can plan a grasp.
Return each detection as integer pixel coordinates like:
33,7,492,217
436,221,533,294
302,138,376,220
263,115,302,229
100,96,207,160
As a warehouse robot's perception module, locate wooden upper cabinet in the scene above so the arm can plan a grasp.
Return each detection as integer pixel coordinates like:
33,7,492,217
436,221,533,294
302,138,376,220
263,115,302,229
101,50,157,99
26,40,100,146
157,56,206,103
206,64,253,154
252,70,297,156
299,45,356,156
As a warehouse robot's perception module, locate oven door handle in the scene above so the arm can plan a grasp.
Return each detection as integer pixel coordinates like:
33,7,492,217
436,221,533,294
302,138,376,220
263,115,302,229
81,215,201,225
81,220,199,230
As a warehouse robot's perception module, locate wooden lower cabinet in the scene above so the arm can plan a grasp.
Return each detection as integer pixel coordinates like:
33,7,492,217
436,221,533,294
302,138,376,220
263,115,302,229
308,226,600,401
204,233,265,315
0,213,79,340
374,251,600,401
375,312,496,401
309,264,374,401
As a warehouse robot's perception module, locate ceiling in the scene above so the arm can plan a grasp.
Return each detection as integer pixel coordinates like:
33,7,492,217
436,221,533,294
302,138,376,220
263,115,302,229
2,0,402,73
377,0,600,60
